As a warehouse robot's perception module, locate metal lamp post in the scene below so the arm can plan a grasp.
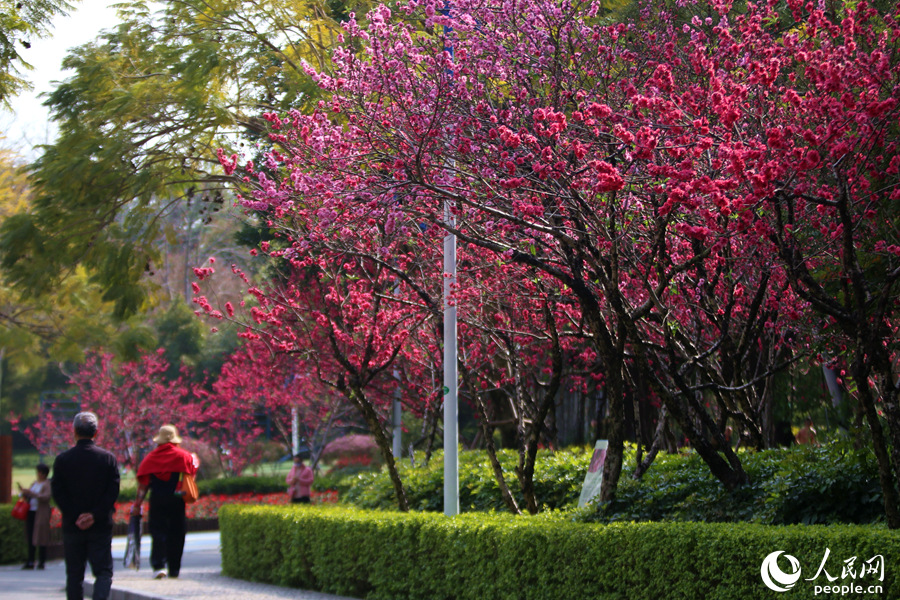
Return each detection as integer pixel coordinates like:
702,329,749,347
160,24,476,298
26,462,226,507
442,10,459,517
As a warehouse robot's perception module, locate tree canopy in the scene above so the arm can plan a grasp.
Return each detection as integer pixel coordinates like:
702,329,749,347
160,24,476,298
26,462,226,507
216,0,900,522
0,0,73,104
0,0,367,316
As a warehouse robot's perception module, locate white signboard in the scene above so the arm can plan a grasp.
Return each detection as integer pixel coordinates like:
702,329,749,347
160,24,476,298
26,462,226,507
578,439,608,507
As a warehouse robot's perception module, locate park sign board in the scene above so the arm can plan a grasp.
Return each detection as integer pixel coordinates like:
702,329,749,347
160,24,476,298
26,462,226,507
578,439,608,508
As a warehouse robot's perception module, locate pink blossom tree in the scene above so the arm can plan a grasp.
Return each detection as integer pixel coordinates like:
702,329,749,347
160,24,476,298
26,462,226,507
222,0,900,521
17,350,201,468
198,338,356,475
195,248,437,510
728,0,900,526
225,0,762,499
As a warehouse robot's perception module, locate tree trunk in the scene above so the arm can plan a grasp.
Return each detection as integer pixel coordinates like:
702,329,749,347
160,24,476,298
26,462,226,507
662,393,749,489
633,406,668,480
347,385,409,512
460,367,522,515
851,354,900,529
518,334,562,515
599,354,625,502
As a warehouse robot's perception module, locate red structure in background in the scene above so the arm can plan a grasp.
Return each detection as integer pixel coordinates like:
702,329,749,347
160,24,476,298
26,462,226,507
0,435,12,503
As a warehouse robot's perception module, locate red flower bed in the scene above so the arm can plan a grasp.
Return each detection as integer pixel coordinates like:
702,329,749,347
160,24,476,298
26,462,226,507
49,490,339,528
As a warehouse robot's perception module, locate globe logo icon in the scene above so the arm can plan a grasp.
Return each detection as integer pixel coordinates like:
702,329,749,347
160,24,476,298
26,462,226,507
761,551,802,592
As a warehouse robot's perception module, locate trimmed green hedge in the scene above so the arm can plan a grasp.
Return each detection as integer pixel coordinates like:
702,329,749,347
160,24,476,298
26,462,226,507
221,504,898,600
0,505,27,564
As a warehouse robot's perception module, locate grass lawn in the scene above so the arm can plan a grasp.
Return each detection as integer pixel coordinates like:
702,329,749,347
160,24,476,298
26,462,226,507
242,459,293,477
11,447,297,498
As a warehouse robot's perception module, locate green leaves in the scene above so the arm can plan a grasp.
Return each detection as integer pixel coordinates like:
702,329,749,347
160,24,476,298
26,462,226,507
0,0,73,103
583,444,885,526
0,0,364,316
219,503,900,600
342,447,593,512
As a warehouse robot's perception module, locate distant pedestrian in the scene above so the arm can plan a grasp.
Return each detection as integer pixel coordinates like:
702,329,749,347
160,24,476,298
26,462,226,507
51,412,121,600
131,425,199,580
795,418,819,446
17,463,52,570
286,455,315,504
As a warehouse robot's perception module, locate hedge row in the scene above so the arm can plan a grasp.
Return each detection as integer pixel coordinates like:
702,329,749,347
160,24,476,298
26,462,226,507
0,505,27,564
342,444,886,525
220,504,897,600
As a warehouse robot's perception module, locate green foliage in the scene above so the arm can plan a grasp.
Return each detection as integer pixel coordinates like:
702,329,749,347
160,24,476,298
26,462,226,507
0,0,370,316
313,463,375,496
758,445,884,525
579,444,885,526
342,447,591,512
0,0,73,103
0,504,27,564
119,474,286,501
220,504,900,599
341,444,885,526
11,449,40,469
151,301,204,372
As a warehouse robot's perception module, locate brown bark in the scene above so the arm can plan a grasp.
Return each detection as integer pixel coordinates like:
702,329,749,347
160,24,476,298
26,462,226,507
346,385,409,512
460,366,522,515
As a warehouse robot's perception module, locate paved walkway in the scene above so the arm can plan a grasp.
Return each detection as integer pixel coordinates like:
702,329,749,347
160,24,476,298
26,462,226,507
2,531,357,600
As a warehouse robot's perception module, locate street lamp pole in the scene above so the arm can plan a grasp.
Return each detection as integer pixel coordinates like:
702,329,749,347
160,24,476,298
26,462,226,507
442,10,459,517
443,200,459,517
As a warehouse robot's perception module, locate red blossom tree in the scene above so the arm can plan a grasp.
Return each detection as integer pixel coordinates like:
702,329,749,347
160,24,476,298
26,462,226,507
194,248,438,510
220,0,900,521
17,350,201,468
730,1,900,526
198,338,356,475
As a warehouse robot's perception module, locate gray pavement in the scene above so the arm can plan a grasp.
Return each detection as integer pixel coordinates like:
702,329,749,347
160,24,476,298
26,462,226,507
2,531,357,600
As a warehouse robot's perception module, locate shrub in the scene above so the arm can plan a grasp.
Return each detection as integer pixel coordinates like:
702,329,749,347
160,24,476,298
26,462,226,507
12,451,42,469
341,447,590,512
579,444,884,526
197,474,287,496
321,434,380,468
0,505,27,564
313,464,372,497
118,474,287,502
341,444,885,525
220,504,899,600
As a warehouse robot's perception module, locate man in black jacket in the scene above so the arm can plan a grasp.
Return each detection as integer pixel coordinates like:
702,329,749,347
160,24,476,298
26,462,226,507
52,412,120,600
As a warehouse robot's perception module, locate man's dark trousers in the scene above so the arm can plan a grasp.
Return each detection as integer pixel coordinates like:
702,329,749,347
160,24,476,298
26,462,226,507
62,526,113,600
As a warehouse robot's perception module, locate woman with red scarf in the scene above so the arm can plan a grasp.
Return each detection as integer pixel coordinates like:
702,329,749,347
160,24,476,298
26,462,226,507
131,425,198,579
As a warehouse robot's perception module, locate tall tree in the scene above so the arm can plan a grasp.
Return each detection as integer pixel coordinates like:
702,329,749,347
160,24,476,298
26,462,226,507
228,0,757,499
0,141,129,417
200,339,355,474
0,0,73,103
194,247,435,510
14,349,200,464
0,0,368,316
742,0,900,527
228,0,900,511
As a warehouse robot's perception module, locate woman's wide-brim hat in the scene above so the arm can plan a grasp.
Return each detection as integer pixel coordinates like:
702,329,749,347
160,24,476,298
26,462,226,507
153,424,183,445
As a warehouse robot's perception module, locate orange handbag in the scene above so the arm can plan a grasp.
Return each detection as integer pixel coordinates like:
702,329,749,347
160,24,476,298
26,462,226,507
179,472,199,504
